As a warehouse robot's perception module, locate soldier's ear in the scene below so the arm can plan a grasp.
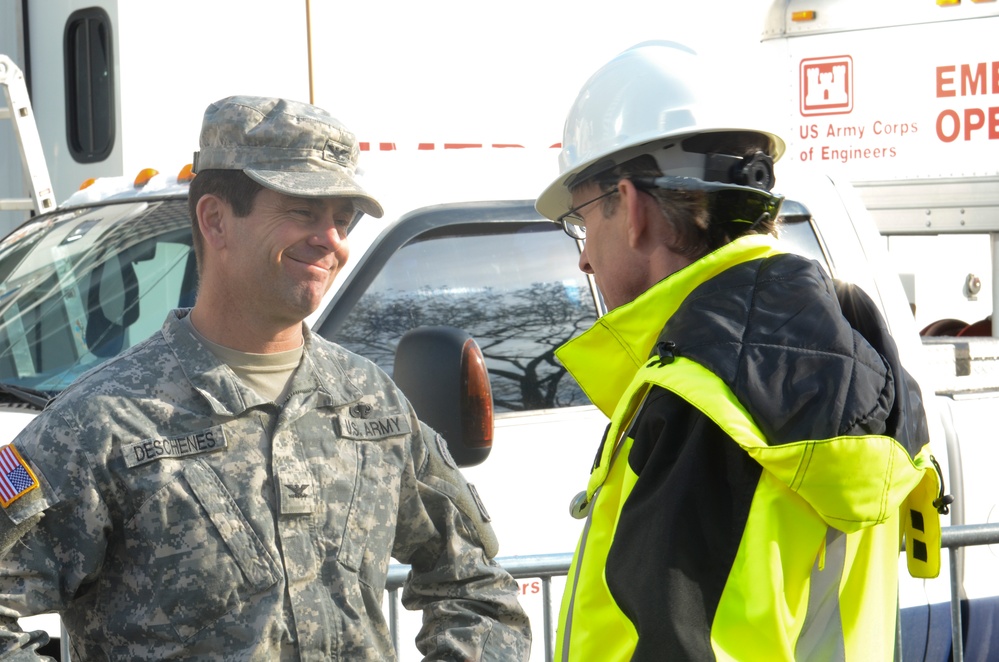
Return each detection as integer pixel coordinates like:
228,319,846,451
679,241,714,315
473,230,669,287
196,194,229,250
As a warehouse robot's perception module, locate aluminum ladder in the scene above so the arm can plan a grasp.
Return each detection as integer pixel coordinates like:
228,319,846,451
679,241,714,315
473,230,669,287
0,54,55,216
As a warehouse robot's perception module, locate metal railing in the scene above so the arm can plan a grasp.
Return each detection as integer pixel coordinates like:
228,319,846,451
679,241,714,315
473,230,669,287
386,552,571,662
938,522,999,662
386,522,999,662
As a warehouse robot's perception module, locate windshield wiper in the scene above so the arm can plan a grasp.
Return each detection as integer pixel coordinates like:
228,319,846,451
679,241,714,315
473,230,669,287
0,382,52,410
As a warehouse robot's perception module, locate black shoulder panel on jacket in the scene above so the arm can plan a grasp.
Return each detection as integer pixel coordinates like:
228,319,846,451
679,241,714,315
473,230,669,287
833,280,929,457
659,253,897,446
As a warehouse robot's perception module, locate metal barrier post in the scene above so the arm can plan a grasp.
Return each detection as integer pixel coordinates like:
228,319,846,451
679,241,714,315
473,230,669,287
541,575,554,662
949,549,963,662
389,587,400,655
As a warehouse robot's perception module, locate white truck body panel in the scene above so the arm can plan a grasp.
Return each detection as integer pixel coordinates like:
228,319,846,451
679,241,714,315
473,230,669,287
761,0,999,332
0,0,309,233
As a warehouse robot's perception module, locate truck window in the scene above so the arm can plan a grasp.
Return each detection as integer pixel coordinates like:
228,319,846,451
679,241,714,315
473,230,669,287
64,7,115,163
332,221,597,413
776,199,832,275
0,199,196,394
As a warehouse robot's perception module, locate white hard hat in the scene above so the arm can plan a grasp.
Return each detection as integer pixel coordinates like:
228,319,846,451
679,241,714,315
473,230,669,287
536,40,786,221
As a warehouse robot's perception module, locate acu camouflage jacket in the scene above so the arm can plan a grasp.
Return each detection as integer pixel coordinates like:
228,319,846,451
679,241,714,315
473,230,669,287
0,310,531,661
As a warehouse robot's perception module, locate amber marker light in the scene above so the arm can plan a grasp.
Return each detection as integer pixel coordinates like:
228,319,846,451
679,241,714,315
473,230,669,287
133,168,160,187
460,338,494,449
176,163,196,183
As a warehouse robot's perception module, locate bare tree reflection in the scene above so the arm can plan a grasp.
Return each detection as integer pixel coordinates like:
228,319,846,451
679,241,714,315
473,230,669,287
335,282,595,412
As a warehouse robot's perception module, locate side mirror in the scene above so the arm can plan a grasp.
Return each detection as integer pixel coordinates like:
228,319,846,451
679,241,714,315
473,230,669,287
393,326,493,467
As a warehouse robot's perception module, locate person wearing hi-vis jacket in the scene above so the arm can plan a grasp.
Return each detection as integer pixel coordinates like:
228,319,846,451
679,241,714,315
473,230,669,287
535,40,948,662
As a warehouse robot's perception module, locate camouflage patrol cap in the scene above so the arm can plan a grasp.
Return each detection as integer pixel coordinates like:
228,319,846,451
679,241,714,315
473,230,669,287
192,96,383,218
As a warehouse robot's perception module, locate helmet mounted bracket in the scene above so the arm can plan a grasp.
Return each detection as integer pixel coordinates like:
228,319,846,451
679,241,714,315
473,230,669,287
703,151,775,192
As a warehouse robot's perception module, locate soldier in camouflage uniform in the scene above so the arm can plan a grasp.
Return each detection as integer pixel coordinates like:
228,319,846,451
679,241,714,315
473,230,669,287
0,96,532,660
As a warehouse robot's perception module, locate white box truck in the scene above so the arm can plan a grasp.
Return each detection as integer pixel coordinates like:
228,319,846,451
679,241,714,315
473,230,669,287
761,0,999,333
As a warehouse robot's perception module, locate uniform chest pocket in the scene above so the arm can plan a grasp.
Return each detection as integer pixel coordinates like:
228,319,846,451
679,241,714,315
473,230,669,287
317,440,402,576
116,459,281,642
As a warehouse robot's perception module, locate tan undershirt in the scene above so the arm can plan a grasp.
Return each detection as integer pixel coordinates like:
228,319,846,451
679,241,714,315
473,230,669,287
181,314,303,403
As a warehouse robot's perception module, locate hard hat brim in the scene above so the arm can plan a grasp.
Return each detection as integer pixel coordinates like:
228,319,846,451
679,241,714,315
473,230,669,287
535,129,785,222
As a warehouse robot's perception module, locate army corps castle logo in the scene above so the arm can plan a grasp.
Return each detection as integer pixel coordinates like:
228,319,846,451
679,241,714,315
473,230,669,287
800,55,854,116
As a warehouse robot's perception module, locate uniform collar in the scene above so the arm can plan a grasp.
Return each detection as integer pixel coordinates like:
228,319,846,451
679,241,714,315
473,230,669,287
161,310,362,416
556,234,782,417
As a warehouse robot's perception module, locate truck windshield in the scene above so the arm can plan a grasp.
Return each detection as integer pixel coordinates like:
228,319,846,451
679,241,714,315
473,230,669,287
0,199,196,397
331,218,600,413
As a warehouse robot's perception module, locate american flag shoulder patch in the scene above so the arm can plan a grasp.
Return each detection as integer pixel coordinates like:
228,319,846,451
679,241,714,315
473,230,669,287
0,444,39,507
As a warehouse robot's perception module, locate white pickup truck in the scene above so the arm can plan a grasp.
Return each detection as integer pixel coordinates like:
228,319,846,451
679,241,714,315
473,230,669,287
0,142,994,660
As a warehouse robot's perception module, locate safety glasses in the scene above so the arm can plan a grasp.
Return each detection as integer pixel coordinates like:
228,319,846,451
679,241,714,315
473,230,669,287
555,187,619,240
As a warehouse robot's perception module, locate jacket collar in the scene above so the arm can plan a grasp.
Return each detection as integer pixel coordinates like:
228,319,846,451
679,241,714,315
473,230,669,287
556,234,782,417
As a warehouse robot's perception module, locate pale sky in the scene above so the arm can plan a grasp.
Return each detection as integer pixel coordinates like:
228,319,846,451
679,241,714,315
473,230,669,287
309,1,777,148
24,0,779,204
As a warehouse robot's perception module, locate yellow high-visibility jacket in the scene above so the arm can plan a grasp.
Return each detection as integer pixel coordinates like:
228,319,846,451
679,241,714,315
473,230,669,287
555,235,942,661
